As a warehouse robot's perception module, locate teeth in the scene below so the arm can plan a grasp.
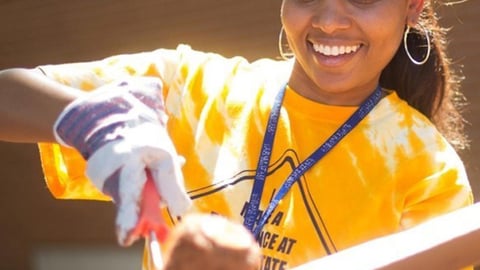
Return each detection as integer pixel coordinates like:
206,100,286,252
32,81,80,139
313,44,361,56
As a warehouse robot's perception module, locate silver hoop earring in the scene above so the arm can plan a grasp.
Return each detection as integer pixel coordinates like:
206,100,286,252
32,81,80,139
403,24,431,65
278,27,294,60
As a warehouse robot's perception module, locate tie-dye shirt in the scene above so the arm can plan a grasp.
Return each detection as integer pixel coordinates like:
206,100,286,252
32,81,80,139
38,45,473,269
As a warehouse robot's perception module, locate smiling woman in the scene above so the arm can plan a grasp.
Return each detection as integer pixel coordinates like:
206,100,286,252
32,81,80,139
281,0,411,104
281,0,467,152
0,0,476,269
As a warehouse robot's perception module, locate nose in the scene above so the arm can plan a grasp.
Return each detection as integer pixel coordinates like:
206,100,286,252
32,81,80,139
311,0,351,34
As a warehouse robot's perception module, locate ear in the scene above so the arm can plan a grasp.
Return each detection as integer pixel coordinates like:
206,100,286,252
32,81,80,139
406,0,425,25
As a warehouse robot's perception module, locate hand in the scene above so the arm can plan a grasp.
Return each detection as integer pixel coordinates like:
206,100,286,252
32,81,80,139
54,77,192,246
162,214,261,270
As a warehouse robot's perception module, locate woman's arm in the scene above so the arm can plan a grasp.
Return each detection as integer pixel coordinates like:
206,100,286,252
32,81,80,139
0,68,84,143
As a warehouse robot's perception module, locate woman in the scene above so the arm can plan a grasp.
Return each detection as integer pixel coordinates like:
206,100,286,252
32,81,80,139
0,0,473,269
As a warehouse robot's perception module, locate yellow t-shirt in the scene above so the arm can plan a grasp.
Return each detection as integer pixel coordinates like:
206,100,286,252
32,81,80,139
38,45,473,269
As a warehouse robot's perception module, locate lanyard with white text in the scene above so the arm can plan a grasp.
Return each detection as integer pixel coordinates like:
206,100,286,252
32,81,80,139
243,84,384,237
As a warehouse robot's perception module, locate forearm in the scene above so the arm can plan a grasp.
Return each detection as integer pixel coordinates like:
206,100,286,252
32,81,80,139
0,68,84,143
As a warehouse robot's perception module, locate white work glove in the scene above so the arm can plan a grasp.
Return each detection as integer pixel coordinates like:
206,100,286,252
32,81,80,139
54,77,192,246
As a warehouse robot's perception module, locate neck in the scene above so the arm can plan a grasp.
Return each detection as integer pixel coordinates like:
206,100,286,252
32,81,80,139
288,69,381,106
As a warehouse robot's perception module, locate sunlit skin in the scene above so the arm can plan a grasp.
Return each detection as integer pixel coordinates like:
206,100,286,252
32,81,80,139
281,0,424,106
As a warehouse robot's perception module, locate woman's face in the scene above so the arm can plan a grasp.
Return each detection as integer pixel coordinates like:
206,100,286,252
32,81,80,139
281,0,423,105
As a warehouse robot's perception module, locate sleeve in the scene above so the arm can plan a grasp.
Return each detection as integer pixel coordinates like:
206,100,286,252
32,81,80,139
398,140,474,230
36,44,276,201
37,45,189,200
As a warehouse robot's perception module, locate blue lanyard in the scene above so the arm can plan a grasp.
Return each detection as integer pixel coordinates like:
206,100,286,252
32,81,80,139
243,84,383,237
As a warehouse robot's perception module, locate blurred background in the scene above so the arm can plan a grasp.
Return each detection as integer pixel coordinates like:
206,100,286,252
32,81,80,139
0,1,478,269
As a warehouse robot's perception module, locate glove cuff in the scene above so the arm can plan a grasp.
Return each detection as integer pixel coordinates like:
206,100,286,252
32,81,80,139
53,78,165,159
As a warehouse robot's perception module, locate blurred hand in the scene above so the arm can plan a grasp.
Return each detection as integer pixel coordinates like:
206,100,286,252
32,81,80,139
162,214,261,270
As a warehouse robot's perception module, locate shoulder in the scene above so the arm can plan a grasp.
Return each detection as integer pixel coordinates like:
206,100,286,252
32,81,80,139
375,90,435,127
369,90,453,150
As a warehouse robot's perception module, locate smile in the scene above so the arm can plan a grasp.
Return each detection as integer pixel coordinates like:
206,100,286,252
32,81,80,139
312,44,361,56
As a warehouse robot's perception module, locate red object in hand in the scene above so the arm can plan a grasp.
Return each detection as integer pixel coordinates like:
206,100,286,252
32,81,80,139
130,170,169,243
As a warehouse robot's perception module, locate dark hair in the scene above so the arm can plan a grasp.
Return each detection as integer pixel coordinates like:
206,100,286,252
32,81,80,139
379,0,468,151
